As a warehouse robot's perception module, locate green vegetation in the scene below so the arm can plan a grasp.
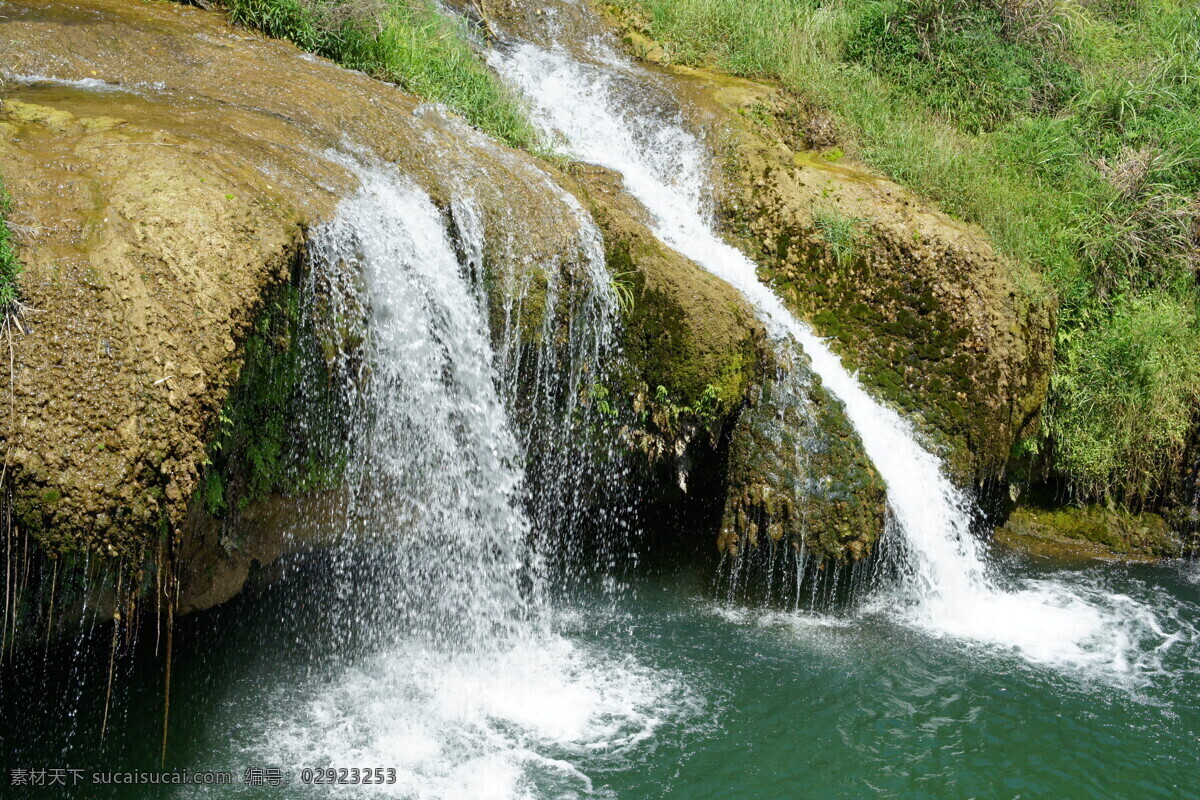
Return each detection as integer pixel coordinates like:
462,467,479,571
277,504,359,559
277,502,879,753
610,269,637,315
0,174,23,324
612,0,1200,506
1048,296,1200,503
650,382,721,429
812,205,866,266
222,0,538,148
200,283,348,517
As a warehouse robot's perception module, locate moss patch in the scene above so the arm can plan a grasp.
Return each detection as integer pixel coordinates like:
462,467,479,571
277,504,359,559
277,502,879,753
198,277,349,519
996,505,1182,561
572,165,763,459
720,370,886,563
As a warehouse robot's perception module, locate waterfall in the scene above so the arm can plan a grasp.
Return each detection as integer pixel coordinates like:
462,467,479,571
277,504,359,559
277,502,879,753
414,116,637,597
309,160,541,649
488,35,1181,679
448,182,634,595
244,156,692,796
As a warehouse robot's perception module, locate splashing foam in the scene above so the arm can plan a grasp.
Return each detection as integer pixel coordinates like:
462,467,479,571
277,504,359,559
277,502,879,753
258,632,695,800
489,38,1196,685
4,73,166,93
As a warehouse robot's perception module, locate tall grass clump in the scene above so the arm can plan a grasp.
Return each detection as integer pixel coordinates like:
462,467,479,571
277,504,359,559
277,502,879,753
0,176,24,329
223,0,539,149
813,206,866,266
613,0,1200,506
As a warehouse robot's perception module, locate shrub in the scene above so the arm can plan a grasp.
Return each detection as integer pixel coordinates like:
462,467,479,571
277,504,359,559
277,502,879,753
1047,296,1200,505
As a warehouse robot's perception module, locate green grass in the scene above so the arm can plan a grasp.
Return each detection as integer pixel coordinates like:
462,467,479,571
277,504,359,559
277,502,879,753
0,175,22,320
812,205,867,266
222,0,539,149
1047,295,1200,505
612,0,1200,506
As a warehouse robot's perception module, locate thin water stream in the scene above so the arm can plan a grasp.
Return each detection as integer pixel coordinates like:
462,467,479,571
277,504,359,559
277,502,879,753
487,28,1195,683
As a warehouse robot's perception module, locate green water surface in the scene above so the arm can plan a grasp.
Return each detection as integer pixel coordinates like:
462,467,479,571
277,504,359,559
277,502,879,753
2,554,1197,799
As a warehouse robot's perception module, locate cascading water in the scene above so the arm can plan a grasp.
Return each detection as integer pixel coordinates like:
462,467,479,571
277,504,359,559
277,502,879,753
401,106,640,596
488,30,1190,680
236,158,692,798
308,161,538,648
446,178,634,598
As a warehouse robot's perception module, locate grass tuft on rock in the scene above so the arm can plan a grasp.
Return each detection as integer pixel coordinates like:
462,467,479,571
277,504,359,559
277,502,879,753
611,0,1200,506
0,175,23,327
222,0,539,149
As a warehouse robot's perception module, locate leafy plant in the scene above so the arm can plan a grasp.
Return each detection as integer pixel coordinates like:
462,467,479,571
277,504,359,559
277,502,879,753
591,382,619,417
609,270,637,315
652,383,721,428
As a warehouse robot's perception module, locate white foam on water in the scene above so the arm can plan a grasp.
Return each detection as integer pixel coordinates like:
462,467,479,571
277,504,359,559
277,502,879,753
489,37,1198,685
706,603,854,632
4,73,121,91
252,630,697,799
3,73,168,94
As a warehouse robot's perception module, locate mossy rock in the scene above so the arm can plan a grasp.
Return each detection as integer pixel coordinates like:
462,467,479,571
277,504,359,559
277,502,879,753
719,363,887,563
571,164,885,561
197,274,352,519
996,505,1182,561
720,115,1052,483
570,164,764,459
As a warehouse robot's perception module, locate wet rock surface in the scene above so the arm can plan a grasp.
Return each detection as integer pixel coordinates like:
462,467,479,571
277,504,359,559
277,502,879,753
996,505,1182,562
572,164,888,558
721,371,886,564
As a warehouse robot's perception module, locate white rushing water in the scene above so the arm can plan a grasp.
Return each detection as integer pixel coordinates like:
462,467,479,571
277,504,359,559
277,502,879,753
489,37,1188,681
309,159,537,646
245,160,691,797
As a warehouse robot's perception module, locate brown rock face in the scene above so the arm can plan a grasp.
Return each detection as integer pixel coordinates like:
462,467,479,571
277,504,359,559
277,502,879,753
0,0,643,570
0,90,316,557
2,0,806,615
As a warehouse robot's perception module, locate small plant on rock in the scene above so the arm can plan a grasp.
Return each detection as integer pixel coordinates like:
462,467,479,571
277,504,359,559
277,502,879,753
0,176,26,335
812,206,866,267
